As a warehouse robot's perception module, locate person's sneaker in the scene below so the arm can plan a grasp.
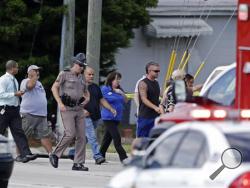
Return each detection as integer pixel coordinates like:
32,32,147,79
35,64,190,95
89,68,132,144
121,158,130,165
15,155,29,163
49,154,58,168
72,163,89,171
95,157,105,165
26,153,38,161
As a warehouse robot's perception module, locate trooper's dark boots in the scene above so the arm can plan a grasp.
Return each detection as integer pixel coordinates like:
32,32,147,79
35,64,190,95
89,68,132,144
95,157,105,165
15,153,38,163
49,154,59,168
72,163,89,171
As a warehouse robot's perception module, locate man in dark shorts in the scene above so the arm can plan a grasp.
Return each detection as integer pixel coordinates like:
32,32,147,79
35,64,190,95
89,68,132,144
17,65,53,162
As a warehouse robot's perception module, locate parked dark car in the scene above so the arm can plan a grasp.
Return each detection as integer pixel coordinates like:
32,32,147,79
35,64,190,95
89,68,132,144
0,135,14,188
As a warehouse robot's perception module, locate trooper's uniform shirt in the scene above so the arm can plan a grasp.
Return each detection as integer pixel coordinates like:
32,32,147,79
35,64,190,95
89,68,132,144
57,71,87,110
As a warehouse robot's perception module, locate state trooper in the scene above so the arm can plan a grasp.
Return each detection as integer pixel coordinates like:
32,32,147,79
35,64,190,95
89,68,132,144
50,53,90,171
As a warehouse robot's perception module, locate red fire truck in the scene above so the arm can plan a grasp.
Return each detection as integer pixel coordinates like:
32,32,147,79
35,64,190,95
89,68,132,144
236,0,250,109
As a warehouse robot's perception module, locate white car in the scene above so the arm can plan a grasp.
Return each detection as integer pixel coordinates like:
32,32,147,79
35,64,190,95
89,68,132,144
200,63,236,97
200,63,236,106
107,120,250,188
200,64,234,95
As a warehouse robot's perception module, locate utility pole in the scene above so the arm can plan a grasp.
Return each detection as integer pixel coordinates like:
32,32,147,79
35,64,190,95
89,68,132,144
59,0,75,70
86,0,103,83
57,0,75,136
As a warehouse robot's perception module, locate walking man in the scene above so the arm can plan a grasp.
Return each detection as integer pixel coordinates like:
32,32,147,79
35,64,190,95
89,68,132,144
137,61,162,137
0,60,37,162
18,65,53,159
84,66,116,164
50,53,90,171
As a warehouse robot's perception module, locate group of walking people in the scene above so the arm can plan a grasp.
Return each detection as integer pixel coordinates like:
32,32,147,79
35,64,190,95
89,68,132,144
0,53,201,171
50,53,129,171
0,52,129,171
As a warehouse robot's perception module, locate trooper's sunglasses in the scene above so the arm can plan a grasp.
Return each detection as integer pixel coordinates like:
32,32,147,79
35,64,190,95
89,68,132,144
77,64,84,67
151,70,160,73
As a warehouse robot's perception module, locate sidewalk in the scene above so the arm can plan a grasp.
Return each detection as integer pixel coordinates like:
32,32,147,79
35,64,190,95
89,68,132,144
30,147,121,162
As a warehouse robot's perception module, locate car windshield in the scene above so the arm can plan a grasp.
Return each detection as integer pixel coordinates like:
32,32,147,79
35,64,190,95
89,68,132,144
206,69,225,86
204,68,235,106
225,132,250,162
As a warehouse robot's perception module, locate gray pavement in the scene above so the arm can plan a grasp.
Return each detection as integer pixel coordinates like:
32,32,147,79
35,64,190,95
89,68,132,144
9,158,123,188
8,148,125,188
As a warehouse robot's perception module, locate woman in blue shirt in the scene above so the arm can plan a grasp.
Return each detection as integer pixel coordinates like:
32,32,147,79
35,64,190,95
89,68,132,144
100,72,128,162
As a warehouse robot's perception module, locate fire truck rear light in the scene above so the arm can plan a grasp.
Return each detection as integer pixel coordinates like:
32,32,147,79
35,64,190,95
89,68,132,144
241,110,250,118
191,109,211,118
229,172,250,188
213,110,227,118
239,4,249,21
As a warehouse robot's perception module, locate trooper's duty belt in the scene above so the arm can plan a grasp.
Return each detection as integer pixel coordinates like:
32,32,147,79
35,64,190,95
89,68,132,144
60,94,85,107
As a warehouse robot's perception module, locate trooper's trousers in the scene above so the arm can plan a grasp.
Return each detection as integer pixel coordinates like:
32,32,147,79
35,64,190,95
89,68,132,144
53,109,86,164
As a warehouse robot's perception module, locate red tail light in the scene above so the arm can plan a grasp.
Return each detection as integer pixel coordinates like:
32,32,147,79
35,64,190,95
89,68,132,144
229,172,250,188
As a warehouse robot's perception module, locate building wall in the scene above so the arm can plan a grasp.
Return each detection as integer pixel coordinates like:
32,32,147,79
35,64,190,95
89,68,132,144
115,17,236,124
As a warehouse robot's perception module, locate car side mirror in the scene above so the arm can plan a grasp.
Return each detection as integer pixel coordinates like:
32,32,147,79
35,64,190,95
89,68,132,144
174,80,187,102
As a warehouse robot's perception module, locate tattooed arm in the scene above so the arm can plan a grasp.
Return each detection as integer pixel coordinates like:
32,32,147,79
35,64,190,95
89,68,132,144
138,81,161,114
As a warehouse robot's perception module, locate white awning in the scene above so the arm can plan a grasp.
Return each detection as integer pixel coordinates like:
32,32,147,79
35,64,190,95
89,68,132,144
144,18,213,38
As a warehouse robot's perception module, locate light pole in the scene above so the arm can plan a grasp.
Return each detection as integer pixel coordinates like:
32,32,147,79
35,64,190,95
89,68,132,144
59,0,75,71
57,0,75,137
86,0,103,83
